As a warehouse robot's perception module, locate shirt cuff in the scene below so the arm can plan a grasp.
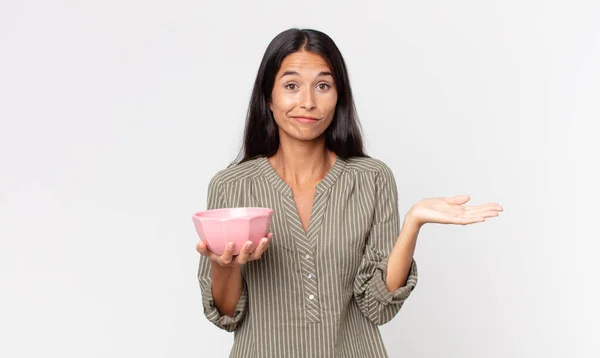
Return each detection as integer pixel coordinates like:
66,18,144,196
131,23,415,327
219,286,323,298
371,258,418,305
203,283,248,332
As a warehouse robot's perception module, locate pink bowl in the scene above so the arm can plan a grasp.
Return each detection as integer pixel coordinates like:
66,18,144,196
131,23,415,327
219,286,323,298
192,207,274,256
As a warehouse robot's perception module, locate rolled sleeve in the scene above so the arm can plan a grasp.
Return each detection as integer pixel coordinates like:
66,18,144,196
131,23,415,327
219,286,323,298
196,172,248,332
198,257,248,332
354,245,418,325
371,256,418,305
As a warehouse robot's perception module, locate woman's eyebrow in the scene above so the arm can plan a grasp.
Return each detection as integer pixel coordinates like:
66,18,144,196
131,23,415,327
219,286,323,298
279,70,333,79
317,71,333,78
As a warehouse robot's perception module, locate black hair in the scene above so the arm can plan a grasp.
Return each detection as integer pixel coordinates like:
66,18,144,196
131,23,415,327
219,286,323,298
232,28,367,165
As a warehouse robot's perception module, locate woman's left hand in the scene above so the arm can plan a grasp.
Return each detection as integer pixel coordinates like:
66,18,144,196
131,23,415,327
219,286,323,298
407,194,503,227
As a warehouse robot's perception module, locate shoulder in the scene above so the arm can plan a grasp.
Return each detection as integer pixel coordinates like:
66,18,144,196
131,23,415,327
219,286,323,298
344,156,395,179
344,156,398,197
208,157,264,189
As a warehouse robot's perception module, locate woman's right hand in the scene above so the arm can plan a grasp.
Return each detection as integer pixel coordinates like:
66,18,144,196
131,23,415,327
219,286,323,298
196,233,273,268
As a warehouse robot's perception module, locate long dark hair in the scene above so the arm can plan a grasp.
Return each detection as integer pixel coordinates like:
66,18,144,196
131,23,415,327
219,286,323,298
231,28,368,165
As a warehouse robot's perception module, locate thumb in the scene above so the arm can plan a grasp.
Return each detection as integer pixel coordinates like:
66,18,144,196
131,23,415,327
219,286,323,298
446,194,470,205
196,240,209,255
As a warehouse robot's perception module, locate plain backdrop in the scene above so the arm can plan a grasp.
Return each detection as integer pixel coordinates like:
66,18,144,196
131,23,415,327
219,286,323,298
1,0,599,357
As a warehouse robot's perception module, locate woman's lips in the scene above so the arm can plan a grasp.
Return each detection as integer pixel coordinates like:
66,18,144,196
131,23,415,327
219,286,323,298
293,116,319,123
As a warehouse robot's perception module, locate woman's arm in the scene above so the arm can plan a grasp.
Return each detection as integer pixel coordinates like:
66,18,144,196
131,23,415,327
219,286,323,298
385,195,503,292
211,263,243,317
385,212,420,292
352,162,418,326
198,235,272,318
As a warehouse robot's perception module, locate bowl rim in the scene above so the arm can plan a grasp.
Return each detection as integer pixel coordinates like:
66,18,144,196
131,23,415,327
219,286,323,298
192,207,274,219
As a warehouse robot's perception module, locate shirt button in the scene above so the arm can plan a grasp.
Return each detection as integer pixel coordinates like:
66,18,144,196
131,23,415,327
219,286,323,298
307,274,312,279
309,295,314,300
305,254,310,259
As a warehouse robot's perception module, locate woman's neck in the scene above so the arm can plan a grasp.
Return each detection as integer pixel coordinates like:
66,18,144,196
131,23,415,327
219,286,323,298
268,136,336,188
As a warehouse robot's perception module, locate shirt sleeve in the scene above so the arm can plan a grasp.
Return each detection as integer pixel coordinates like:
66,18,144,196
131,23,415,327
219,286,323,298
197,172,249,332
353,162,418,326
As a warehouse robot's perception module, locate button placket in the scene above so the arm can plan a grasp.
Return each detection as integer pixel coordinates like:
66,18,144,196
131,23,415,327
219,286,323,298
260,155,346,325
300,250,320,323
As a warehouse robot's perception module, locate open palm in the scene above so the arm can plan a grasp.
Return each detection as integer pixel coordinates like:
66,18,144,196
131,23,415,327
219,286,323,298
409,195,503,226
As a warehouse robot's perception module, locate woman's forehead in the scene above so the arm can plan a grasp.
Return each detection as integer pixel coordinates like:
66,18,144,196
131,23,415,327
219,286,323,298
278,51,331,75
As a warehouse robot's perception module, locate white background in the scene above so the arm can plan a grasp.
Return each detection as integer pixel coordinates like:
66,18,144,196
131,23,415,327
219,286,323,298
1,0,598,357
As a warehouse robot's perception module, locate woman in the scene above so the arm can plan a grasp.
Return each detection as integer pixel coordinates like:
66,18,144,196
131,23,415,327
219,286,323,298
196,28,503,357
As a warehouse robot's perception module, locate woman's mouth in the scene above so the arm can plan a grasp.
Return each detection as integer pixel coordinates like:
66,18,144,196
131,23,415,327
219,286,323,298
293,116,320,123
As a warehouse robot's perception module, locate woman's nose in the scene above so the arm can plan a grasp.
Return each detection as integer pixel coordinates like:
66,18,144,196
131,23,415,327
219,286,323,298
299,88,316,110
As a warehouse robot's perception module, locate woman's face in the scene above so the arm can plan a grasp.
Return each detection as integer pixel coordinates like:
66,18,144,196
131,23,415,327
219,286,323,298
269,51,338,143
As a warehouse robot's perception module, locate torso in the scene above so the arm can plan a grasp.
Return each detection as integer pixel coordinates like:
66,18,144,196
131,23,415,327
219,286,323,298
200,155,414,358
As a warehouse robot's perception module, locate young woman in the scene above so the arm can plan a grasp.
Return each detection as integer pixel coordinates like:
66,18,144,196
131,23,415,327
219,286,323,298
196,28,503,357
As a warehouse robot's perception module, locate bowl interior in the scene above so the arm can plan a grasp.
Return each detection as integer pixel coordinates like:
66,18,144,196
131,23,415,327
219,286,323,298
194,207,273,219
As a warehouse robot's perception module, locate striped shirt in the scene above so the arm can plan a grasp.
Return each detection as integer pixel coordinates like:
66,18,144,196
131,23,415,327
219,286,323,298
198,155,418,358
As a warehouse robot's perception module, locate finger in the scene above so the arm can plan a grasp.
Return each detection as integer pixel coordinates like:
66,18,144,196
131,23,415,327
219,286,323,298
463,207,501,217
466,203,503,213
236,241,253,265
452,216,486,225
248,233,273,254
196,240,211,256
208,252,223,263
483,202,503,211
483,202,504,211
478,211,500,218
263,233,273,247
248,237,270,261
220,242,235,265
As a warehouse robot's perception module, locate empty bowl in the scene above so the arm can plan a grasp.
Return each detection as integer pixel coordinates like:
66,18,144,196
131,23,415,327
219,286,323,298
192,207,274,256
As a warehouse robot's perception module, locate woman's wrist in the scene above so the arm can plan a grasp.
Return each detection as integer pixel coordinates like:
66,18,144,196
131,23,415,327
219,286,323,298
211,261,240,278
403,208,424,232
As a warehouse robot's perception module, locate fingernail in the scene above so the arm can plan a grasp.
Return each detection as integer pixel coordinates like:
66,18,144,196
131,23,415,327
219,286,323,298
227,243,234,250
245,241,252,248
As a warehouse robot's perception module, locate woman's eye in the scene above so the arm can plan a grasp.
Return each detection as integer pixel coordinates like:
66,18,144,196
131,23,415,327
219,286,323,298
317,83,330,91
285,83,298,90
